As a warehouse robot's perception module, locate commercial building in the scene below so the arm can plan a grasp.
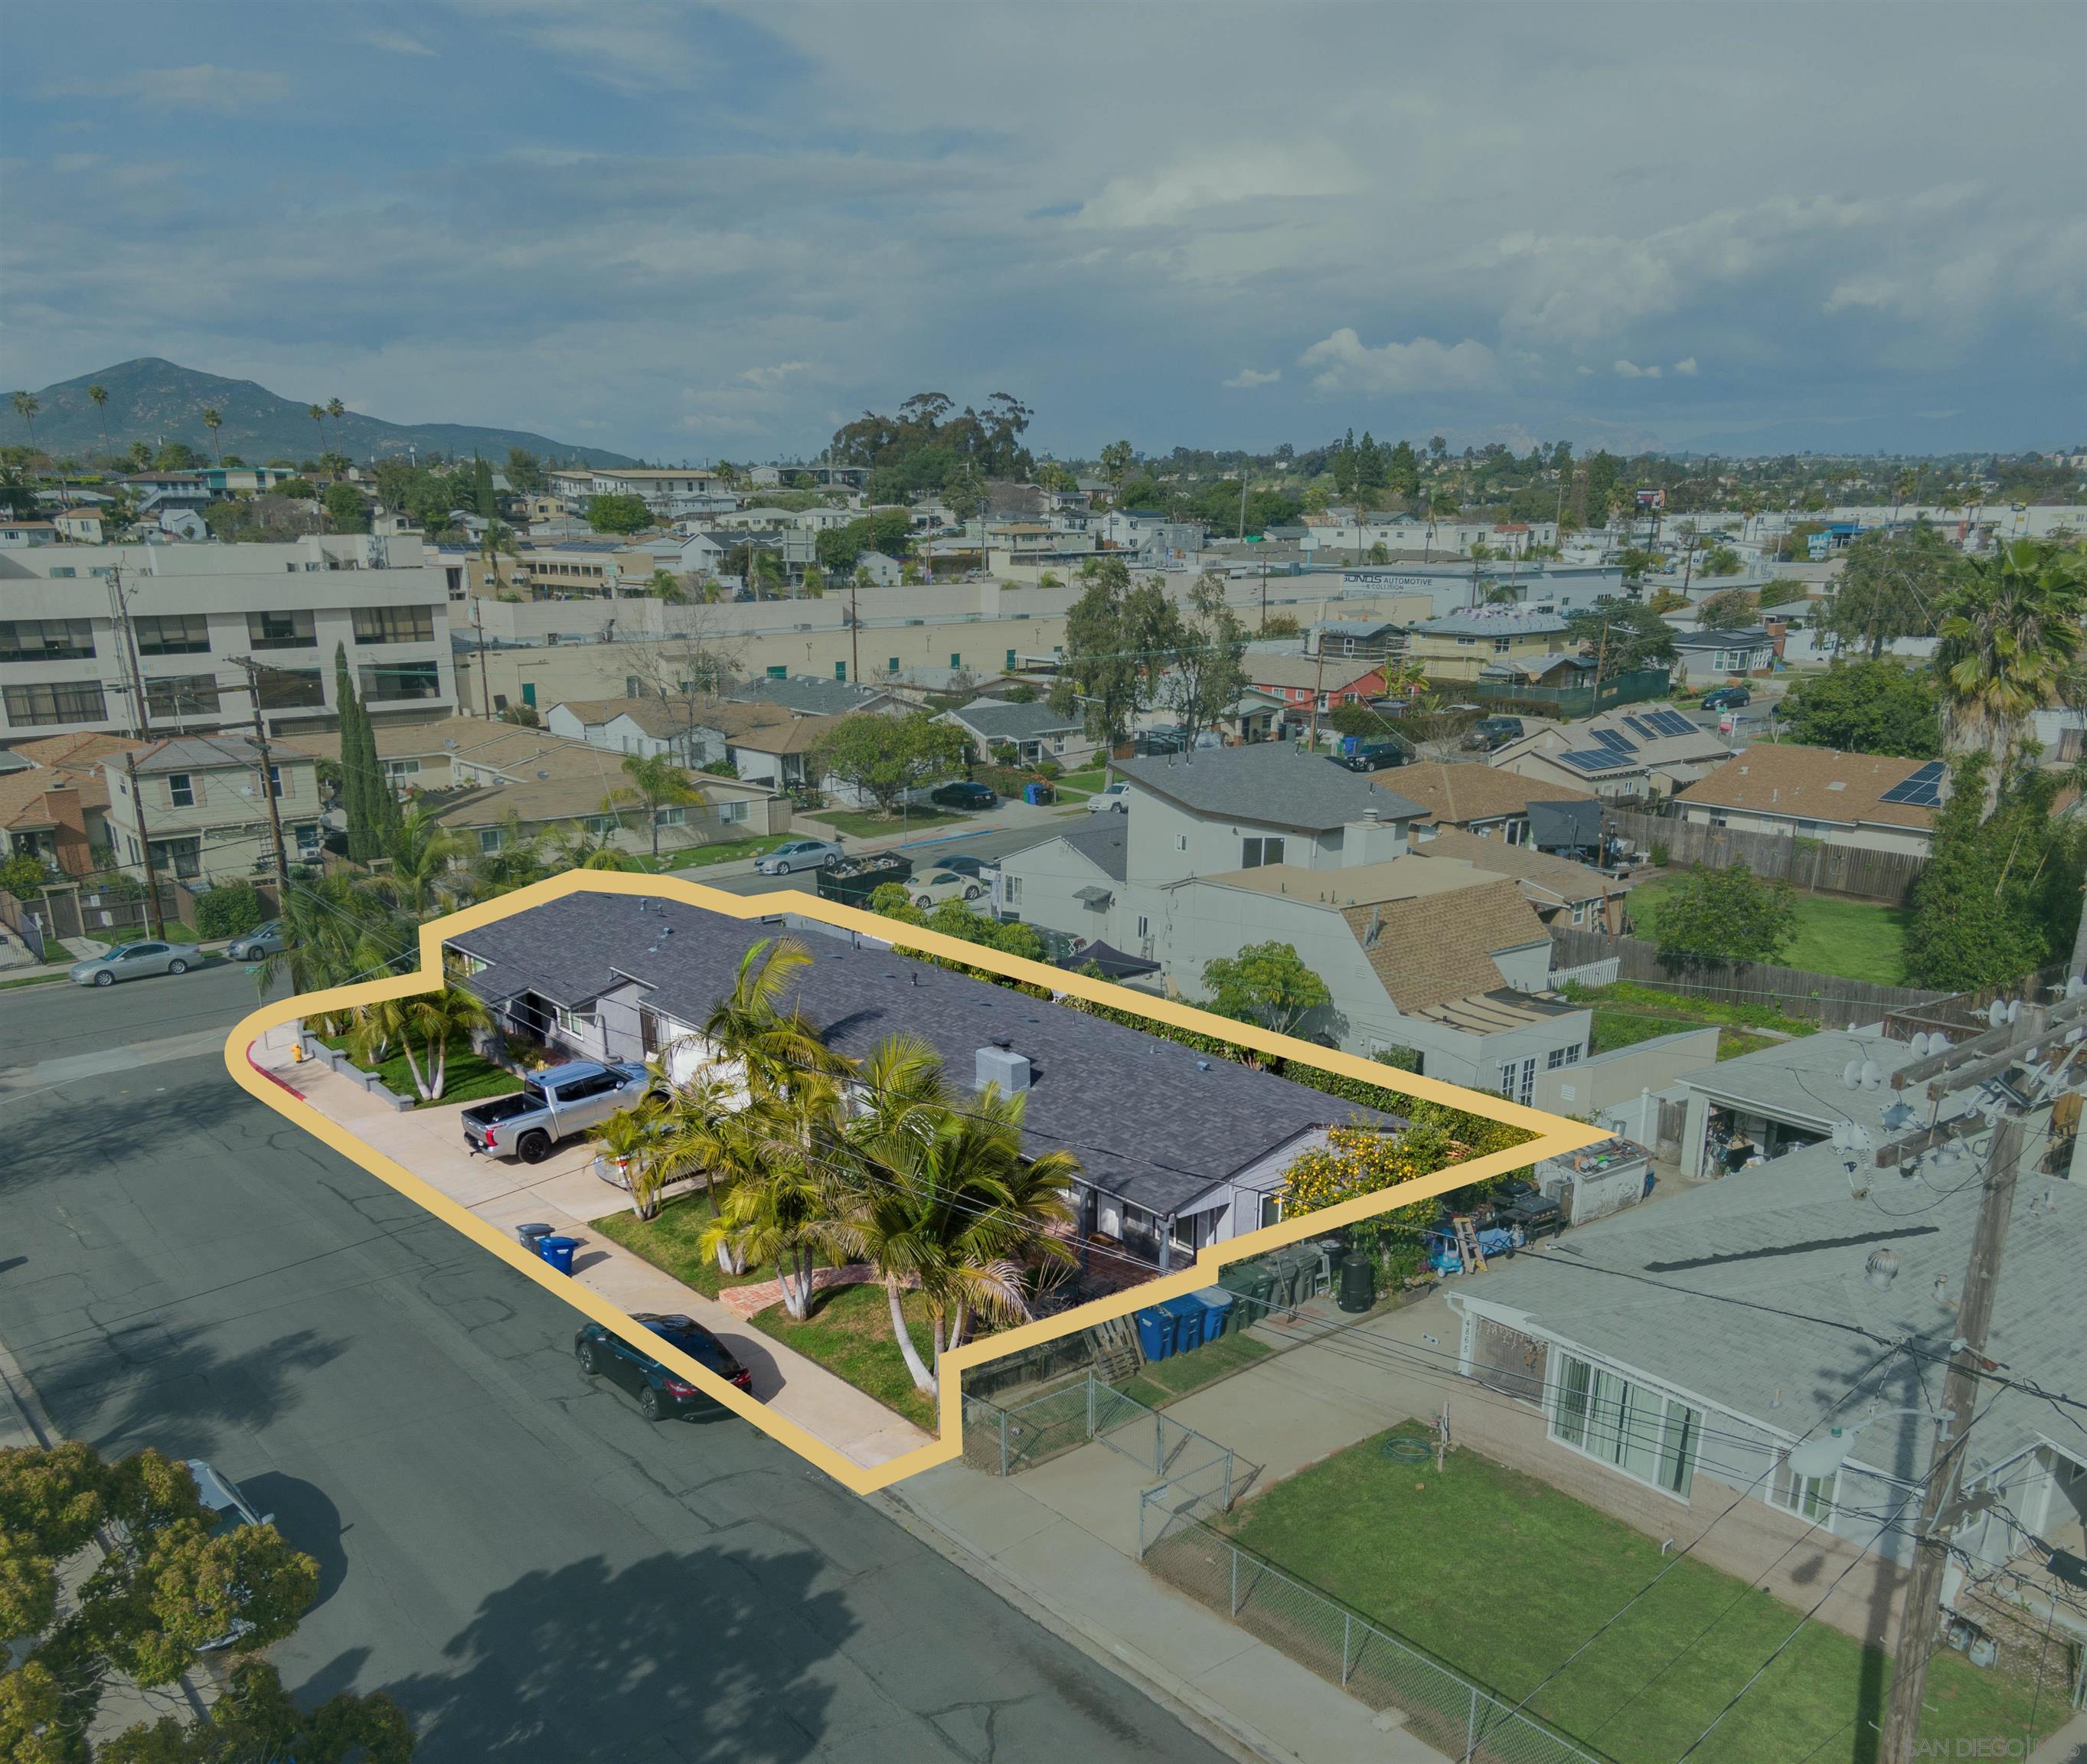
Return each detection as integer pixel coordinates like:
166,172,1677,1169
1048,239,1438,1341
0,534,456,748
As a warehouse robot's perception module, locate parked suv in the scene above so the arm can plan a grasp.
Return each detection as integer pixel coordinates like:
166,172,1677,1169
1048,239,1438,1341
1460,716,1524,752
1086,781,1132,813
462,1060,653,1163
1700,686,1752,711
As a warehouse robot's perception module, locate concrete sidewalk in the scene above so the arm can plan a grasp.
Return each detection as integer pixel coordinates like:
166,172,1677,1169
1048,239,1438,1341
269,1044,935,1470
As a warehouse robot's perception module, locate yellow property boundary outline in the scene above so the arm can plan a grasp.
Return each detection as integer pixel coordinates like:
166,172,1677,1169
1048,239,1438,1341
224,869,1604,1494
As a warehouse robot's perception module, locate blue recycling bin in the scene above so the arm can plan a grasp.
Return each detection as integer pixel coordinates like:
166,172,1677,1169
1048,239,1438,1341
1192,1286,1233,1344
538,1235,578,1276
1159,1295,1204,1356
1133,1305,1174,1363
1023,782,1054,805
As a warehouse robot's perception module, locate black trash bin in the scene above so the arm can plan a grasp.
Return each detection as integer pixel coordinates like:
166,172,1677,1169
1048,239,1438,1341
1337,1252,1377,1315
516,1223,554,1256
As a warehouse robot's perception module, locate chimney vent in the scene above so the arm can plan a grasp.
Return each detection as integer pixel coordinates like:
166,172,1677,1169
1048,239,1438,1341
976,1045,1032,1093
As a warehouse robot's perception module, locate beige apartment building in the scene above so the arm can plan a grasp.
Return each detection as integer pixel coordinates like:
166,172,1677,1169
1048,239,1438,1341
103,733,324,884
0,534,456,747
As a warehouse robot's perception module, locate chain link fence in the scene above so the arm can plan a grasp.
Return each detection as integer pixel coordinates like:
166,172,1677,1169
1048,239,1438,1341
1144,1521,1612,1764
960,1370,1239,1491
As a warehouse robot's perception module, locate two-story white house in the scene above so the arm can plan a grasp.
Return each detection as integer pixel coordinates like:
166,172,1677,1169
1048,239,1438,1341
103,733,323,884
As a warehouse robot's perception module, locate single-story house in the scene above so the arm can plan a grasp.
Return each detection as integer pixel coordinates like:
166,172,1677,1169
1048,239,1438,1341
1479,652,1597,691
939,697,1098,769
1672,745,1940,858
728,675,907,719
1445,1141,2087,1651
1245,655,1389,726
444,890,1409,1277
1382,763,1592,845
1672,626,1777,683
1491,704,1730,805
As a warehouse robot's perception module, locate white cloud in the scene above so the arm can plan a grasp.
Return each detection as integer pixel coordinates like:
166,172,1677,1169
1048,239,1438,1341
1077,142,1361,230
361,30,436,57
44,64,291,114
1672,357,1699,376
478,2,707,93
1222,368,1281,389
1297,330,1502,396
1613,359,1661,379
738,361,815,390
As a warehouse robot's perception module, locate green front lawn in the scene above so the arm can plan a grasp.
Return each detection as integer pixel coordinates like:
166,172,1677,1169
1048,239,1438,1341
1220,1426,2059,1762
0,972,67,991
667,833,795,870
79,922,201,947
1626,879,1914,985
594,1195,940,1432
319,1034,521,1109
806,806,968,840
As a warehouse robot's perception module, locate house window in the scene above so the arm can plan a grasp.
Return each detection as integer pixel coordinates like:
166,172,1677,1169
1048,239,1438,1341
1493,637,1512,653
1770,1454,1837,1524
1570,902,1588,926
1551,1353,1700,1498
148,837,203,880
145,675,222,718
1455,635,1475,646
1259,1193,1283,1229
1175,834,1188,852
256,668,325,710
1497,1057,1536,1104
1546,1047,1568,1070
351,606,436,645
247,609,317,649
584,815,619,835
382,758,421,782
1136,914,1150,939
4,681,108,727
887,657,900,674
1004,875,1023,904
360,661,443,702
167,773,195,808
717,799,748,825
949,652,962,670
478,827,505,854
0,619,96,662
133,613,212,655
1242,836,1285,868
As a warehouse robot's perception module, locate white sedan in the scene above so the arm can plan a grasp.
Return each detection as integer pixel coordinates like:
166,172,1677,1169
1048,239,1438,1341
910,868,988,909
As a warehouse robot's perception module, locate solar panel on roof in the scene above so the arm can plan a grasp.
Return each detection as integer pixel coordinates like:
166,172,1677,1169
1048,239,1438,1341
1659,710,1697,736
1591,729,1637,753
1623,716,1659,739
1557,748,1625,773
1879,760,1945,807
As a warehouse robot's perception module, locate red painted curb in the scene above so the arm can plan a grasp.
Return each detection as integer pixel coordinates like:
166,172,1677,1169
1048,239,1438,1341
247,1040,305,1099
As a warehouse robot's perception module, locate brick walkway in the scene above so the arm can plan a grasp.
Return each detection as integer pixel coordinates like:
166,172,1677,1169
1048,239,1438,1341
717,1263,892,1318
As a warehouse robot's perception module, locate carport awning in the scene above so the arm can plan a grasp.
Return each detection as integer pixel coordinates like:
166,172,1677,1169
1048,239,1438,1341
1060,940,1159,980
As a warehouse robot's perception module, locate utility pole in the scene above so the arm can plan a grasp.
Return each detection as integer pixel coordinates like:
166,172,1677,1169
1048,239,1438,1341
105,564,153,739
1237,468,1247,544
1880,1111,2025,1762
1305,648,1327,750
849,571,860,686
227,658,292,896
1259,560,1268,633
122,749,167,938
472,596,492,718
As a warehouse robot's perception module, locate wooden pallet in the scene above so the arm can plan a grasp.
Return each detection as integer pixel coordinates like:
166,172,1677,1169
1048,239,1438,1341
1085,1315,1144,1379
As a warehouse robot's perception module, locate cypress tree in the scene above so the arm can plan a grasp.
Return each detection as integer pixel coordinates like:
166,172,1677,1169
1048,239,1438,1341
336,643,376,862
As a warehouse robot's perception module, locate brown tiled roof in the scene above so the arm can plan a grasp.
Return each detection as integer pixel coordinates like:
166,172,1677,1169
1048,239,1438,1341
6,732,141,770
1416,825,1631,906
0,769,107,829
1246,655,1384,693
727,712,845,755
1338,875,1553,1015
1380,762,1592,827
1674,745,1937,831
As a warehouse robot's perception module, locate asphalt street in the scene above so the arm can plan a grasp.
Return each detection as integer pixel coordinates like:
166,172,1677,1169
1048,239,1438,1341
0,972,1226,1763
680,815,1077,899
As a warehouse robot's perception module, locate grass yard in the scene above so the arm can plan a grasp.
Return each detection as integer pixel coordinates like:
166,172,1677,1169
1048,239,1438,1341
78,921,201,947
1114,1329,1272,1411
319,1034,521,1109
1219,1425,2059,1763
1626,877,1914,986
807,806,968,840
666,834,794,871
594,1196,941,1432
0,972,67,991
1564,979,1818,1063
1050,766,1109,802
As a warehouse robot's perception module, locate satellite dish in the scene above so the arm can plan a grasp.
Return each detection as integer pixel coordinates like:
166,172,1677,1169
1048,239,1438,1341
1844,1061,1863,1090
1988,1000,2008,1029
1860,1060,1883,1089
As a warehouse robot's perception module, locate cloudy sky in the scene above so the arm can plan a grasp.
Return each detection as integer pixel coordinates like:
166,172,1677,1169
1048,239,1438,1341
6,2,2083,462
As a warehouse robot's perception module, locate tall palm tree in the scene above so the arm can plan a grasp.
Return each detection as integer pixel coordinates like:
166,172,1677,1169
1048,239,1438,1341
201,408,224,465
326,397,346,450
619,752,703,861
309,403,325,459
367,985,489,1101
647,1072,766,1267
697,1089,849,1319
1934,539,2087,813
697,936,846,1097
373,804,467,916
260,874,413,1007
88,384,110,463
11,390,38,448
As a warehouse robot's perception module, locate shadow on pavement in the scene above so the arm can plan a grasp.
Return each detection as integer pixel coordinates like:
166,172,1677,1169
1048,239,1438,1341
241,1471,351,1609
376,1547,849,1762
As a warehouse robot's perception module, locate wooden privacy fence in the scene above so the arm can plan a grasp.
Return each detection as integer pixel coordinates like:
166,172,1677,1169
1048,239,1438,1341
1603,809,1928,905
1547,926,1955,1030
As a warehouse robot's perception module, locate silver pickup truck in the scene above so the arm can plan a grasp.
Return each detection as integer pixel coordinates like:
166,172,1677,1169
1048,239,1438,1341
461,1060,653,1164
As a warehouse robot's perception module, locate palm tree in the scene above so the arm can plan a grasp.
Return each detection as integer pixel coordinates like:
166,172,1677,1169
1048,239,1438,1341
326,397,346,450
201,408,224,465
647,1072,766,1268
1423,488,1458,562
11,390,38,447
377,986,489,1100
468,809,550,896
697,1089,848,1319
309,403,325,458
373,805,466,916
1934,539,2087,813
88,384,110,462
260,874,413,1007
593,1096,672,1219
619,752,703,861
547,812,642,871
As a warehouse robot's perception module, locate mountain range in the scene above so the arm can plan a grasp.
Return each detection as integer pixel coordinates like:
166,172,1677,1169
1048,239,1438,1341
1,358,635,469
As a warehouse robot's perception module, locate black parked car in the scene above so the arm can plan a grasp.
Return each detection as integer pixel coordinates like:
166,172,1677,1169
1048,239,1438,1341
575,1315,754,1420
931,780,997,812
1328,743,1406,773
1700,686,1752,711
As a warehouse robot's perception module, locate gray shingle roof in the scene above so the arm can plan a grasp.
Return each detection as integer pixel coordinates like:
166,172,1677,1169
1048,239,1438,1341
728,676,893,716
1115,743,1425,831
449,891,1401,1214
947,700,1082,741
1055,820,1128,883
1462,1139,2083,1485
1417,611,1573,637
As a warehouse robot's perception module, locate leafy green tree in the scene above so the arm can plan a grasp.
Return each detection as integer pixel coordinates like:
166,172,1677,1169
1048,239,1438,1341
1566,597,1677,681
1648,863,1796,969
586,492,652,534
1698,544,1742,577
1058,557,1180,749
94,1657,413,1763
0,1442,374,1763
1099,439,1134,501
1824,525,1962,658
1778,660,1941,757
0,851,50,897
1696,587,1759,629
1160,572,1247,749
619,751,704,860
808,713,968,816
505,448,544,494
1200,941,1332,1036
1906,756,2083,988
322,484,367,531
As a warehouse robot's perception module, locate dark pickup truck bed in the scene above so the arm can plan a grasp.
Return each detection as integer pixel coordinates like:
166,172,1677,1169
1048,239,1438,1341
817,854,913,906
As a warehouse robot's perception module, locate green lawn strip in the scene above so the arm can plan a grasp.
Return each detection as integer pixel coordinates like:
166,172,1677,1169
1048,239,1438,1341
1219,1425,2054,1762
1113,1331,1273,1411
667,834,794,870
1626,879,1912,986
0,972,68,991
317,1034,521,1108
595,1197,940,1432
805,806,968,840
1564,978,1818,1049
78,921,201,946
747,1282,940,1434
